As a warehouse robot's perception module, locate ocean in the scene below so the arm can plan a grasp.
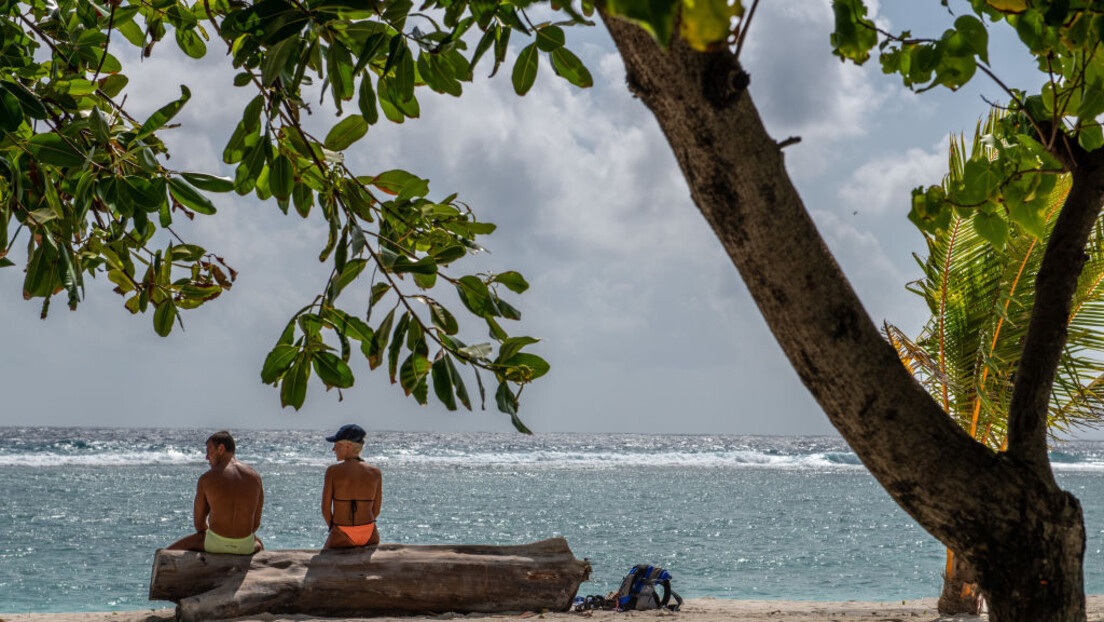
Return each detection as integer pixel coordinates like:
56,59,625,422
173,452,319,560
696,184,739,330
2,427,1104,613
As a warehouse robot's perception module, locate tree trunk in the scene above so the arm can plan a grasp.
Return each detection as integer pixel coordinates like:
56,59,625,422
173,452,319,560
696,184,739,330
599,13,1093,622
939,550,981,615
148,538,591,621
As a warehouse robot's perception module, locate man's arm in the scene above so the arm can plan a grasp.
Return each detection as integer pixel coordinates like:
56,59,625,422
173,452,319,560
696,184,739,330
193,476,210,534
321,467,333,526
253,474,264,534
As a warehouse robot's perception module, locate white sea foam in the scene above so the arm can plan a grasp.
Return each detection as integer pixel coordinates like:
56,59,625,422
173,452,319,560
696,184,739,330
0,448,202,467
0,448,867,469
1,432,1102,471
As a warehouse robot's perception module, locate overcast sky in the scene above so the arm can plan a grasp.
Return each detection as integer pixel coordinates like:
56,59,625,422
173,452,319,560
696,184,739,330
4,2,1091,437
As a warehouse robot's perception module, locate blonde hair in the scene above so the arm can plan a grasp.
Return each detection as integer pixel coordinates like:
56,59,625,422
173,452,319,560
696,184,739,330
339,440,364,457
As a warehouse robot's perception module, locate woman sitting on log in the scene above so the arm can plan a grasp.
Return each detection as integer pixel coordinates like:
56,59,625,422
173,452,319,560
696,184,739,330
321,424,383,548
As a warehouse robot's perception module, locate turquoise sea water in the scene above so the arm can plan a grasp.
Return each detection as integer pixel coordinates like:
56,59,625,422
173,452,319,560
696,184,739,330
2,427,1104,613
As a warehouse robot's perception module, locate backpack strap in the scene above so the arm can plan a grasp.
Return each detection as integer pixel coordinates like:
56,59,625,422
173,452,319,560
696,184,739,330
667,589,683,611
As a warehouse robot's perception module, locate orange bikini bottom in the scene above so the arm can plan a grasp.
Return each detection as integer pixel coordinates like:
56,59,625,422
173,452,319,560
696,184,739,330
329,522,376,547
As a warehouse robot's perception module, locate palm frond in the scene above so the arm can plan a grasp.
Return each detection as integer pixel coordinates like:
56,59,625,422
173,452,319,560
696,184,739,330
893,108,1104,446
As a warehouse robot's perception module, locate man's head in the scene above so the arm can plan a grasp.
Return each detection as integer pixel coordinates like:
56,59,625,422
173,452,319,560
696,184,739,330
206,430,236,466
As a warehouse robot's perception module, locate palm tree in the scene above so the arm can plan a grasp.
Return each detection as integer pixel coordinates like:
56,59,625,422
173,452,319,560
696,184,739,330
885,111,1104,614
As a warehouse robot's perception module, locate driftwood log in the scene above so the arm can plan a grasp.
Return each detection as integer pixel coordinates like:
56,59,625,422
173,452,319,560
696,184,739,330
149,538,591,621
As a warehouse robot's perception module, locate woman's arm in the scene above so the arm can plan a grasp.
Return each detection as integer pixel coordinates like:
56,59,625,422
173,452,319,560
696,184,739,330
321,467,334,526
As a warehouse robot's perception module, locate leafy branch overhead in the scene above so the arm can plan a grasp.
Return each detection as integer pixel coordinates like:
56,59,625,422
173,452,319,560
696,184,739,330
831,0,1104,250
0,0,607,430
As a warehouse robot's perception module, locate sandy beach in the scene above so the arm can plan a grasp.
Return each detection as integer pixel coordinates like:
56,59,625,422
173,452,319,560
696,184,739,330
6,597,1104,622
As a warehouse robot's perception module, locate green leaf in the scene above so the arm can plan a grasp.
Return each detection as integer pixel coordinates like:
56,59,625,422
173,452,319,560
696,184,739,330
445,355,471,410
498,336,539,362
456,275,492,316
432,357,457,410
181,173,234,193
0,80,48,119
1079,125,1104,152
371,169,428,196
0,86,22,132
170,244,206,261
493,271,529,293
399,353,431,396
370,282,391,308
512,43,540,96
89,107,112,144
358,78,380,125
137,85,191,140
959,157,1001,205
262,37,298,87
261,344,299,383
324,115,369,151
496,382,531,433
328,41,355,105
972,210,1008,250
1078,82,1104,124
23,239,59,299
366,308,396,369
391,255,437,275
830,0,878,64
27,134,84,168
100,75,129,99
153,302,177,337
168,178,218,215
535,25,565,52
269,154,295,200
325,307,374,342
550,47,593,88
603,0,679,47
389,313,411,382
501,352,550,381
330,258,368,300
954,15,989,65
429,301,459,335
175,27,207,58
280,356,311,410
680,0,741,51
314,351,355,388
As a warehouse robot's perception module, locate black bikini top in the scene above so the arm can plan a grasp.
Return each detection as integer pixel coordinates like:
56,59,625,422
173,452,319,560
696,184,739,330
330,458,374,527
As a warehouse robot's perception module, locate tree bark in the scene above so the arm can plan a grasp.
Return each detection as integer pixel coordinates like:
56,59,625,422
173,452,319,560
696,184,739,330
599,13,1092,622
148,538,591,621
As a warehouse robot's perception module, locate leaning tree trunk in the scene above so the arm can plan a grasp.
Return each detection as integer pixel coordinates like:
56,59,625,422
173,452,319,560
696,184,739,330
149,538,591,621
599,13,1096,622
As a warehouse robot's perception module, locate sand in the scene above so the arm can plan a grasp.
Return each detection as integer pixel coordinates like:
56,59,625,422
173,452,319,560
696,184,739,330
6,597,1104,622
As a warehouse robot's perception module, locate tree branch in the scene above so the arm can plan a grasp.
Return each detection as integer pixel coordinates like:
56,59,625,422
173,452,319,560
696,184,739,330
1006,149,1104,478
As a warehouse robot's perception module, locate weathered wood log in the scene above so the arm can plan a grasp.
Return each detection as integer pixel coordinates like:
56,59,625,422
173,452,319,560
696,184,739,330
149,538,591,621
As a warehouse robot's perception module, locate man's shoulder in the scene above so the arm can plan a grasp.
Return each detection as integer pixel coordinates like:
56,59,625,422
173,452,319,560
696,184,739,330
233,460,263,480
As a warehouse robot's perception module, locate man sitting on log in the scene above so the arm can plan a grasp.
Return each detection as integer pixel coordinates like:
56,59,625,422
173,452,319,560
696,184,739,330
167,430,265,555
322,424,382,548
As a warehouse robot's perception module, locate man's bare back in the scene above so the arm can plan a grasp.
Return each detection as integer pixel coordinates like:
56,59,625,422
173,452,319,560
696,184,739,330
167,431,264,554
199,457,264,538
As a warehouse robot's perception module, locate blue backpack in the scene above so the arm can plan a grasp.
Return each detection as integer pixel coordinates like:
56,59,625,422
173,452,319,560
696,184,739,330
615,564,683,611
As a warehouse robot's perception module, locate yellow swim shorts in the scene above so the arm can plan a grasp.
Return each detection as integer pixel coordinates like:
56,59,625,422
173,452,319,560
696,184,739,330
203,529,256,555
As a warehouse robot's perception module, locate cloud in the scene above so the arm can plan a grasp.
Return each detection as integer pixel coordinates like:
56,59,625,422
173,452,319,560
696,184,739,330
838,139,949,215
741,1,896,176
0,6,925,436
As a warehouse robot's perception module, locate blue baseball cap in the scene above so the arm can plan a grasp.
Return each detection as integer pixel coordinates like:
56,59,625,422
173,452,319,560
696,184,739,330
325,424,366,443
